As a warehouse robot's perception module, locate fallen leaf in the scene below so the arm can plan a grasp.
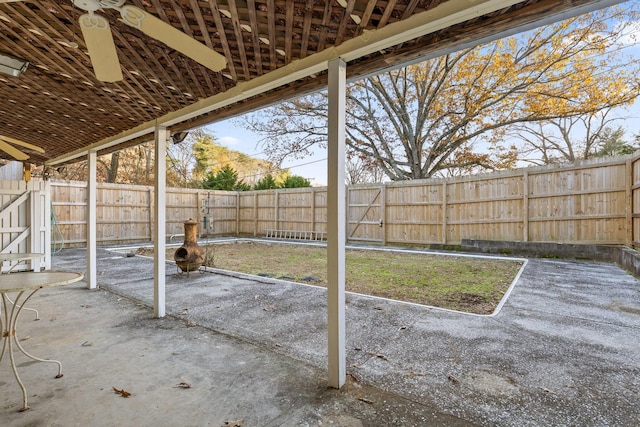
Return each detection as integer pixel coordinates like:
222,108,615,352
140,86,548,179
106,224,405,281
263,305,276,311
352,363,361,369
176,382,191,389
358,397,373,404
185,321,196,327
398,326,408,331
447,374,460,385
274,343,282,347
366,351,388,361
112,387,132,398
81,341,93,347
347,372,359,382
404,371,426,378
19,336,30,341
182,308,189,315
540,387,556,394
222,420,244,427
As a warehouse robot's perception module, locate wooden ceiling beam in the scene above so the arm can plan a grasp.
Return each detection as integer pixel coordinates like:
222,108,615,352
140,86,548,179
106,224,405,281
247,0,264,75
335,0,357,45
188,0,215,49
228,0,252,81
299,0,314,59
207,0,238,81
376,0,398,29
357,0,380,33
168,0,195,37
284,0,294,64
316,0,335,52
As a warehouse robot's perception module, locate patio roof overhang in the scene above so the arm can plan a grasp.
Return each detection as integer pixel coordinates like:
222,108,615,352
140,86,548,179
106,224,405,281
0,0,625,166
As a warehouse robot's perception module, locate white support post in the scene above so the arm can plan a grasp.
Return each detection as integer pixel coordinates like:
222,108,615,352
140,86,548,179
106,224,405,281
327,57,346,389
42,180,52,270
154,125,168,318
28,179,42,271
86,150,97,289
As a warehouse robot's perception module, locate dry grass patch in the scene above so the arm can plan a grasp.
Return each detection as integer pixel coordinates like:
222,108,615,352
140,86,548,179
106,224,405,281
140,240,523,314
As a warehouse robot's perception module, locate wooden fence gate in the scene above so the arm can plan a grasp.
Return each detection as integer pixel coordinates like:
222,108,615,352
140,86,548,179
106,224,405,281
0,179,51,272
348,186,384,243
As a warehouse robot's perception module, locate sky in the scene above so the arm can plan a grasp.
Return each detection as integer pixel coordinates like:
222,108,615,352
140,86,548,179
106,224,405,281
201,1,640,187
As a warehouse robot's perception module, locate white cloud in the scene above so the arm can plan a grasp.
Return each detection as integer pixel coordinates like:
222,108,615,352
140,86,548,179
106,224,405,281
218,136,241,146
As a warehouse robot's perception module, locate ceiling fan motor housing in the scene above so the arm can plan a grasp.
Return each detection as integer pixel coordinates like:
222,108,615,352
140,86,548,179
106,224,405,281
99,0,126,9
73,0,125,12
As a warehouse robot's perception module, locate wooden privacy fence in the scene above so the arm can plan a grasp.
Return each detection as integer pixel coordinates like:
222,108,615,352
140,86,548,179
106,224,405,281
51,153,640,248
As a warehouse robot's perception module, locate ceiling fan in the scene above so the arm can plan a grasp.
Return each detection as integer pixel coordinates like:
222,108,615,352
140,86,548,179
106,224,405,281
0,0,227,82
0,135,45,161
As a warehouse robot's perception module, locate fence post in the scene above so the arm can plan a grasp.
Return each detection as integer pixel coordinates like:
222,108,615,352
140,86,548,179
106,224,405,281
441,181,447,245
381,183,387,245
626,159,632,247
236,192,240,236
311,188,316,234
523,170,529,242
148,188,154,242
196,192,202,238
254,192,258,237
274,190,279,233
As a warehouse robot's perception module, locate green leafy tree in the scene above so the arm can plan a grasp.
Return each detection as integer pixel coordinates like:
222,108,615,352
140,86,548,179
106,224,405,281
281,175,311,188
253,174,279,190
202,165,249,191
595,126,639,157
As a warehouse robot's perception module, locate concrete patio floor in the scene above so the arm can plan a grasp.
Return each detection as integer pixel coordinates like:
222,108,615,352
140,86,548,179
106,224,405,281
2,242,639,426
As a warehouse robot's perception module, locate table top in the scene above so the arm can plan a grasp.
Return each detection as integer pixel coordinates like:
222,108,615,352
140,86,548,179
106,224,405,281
0,271,84,293
0,253,45,262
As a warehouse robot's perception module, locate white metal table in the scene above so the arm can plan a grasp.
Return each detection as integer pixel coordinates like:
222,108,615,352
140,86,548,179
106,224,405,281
0,271,84,412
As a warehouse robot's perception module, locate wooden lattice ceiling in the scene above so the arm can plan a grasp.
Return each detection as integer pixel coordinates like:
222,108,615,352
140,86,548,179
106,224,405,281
0,0,620,165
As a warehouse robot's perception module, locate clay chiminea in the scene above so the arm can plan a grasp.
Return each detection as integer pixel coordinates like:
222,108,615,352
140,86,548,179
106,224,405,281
174,219,204,272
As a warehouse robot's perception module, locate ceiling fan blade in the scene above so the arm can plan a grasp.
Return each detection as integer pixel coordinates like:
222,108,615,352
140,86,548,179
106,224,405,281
119,5,227,72
0,135,45,153
0,139,29,161
79,13,123,82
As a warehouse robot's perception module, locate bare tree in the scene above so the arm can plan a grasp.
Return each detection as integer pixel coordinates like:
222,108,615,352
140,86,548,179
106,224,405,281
345,152,385,184
512,108,630,165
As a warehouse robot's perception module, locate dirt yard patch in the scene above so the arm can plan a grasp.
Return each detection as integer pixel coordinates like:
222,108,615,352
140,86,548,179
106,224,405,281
136,240,523,314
